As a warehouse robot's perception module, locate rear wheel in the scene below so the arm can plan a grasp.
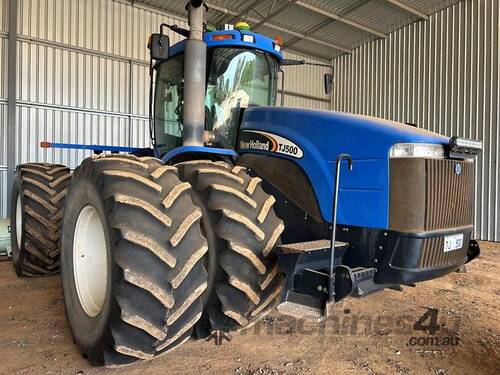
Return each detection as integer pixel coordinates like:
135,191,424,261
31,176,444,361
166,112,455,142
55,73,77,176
176,160,284,335
10,163,71,276
60,154,208,367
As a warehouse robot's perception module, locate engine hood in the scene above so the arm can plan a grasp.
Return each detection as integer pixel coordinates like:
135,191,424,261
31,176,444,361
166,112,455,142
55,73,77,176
239,107,450,229
241,107,449,154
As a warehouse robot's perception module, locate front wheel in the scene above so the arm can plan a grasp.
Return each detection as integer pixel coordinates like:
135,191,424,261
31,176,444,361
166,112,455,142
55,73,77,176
61,155,208,366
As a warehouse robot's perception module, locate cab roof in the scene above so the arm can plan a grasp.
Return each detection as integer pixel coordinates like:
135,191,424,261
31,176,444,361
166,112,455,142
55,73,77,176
169,30,284,61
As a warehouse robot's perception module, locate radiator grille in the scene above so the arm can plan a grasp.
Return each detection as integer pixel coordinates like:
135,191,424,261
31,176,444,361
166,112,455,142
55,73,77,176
418,233,470,268
424,159,474,231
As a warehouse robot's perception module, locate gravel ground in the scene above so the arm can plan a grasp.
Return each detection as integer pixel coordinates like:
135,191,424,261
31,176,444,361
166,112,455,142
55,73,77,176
0,241,498,375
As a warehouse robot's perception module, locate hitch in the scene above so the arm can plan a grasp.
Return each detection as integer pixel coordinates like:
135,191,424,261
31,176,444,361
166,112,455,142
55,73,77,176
466,239,480,263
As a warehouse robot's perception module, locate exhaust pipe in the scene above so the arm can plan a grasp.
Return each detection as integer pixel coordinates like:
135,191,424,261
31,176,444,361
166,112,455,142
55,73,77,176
183,0,207,147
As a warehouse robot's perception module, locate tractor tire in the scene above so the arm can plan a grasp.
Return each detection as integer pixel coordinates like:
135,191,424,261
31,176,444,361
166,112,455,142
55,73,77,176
176,160,284,335
10,163,71,276
60,154,208,367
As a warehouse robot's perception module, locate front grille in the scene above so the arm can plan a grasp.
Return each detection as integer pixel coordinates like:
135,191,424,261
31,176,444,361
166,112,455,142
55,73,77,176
418,233,470,268
424,159,474,231
390,158,475,232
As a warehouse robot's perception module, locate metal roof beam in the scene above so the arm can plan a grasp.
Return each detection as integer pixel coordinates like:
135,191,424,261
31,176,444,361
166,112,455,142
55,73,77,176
251,0,298,30
385,0,429,20
295,1,387,39
284,18,332,49
207,2,351,53
264,22,351,53
225,0,267,24
284,48,334,63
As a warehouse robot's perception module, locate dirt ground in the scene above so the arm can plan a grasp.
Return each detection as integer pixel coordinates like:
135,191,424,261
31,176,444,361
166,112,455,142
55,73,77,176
0,242,498,375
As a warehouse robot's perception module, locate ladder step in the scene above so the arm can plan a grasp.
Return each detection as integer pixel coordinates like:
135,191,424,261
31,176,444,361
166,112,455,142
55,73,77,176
278,239,348,254
277,301,325,323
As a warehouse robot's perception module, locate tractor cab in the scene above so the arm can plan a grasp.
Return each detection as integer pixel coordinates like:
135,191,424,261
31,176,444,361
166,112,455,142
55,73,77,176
153,29,283,156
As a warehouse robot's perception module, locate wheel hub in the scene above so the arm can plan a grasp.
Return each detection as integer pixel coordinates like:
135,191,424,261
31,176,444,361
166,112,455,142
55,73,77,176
73,205,108,317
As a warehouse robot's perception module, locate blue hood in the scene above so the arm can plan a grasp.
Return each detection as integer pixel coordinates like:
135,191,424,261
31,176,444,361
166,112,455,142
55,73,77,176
240,107,449,229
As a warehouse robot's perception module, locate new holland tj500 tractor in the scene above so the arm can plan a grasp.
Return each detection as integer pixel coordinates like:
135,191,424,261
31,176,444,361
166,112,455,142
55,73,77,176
10,0,482,367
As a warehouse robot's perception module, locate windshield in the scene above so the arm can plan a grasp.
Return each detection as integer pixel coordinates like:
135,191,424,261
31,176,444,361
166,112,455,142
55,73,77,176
205,49,278,146
154,48,279,154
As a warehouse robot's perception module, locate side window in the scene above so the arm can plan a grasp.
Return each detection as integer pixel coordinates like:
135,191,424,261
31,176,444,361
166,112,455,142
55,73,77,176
154,54,184,154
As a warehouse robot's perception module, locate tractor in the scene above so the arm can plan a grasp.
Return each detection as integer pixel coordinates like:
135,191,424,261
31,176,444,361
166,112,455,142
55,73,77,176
9,0,482,367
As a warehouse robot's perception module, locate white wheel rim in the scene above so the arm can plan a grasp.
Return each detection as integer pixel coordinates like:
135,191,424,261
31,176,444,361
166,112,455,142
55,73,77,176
16,195,22,246
73,205,108,317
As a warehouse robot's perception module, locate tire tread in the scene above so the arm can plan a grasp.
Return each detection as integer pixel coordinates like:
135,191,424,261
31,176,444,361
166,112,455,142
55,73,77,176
176,161,284,333
11,163,71,276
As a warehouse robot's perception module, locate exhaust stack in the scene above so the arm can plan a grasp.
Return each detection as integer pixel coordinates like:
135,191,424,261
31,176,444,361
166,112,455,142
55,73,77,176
183,0,207,146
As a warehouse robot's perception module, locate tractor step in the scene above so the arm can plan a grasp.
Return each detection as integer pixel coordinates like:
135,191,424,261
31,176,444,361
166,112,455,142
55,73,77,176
277,301,324,323
277,290,326,322
276,266,384,322
276,239,390,322
278,239,348,254
277,240,349,275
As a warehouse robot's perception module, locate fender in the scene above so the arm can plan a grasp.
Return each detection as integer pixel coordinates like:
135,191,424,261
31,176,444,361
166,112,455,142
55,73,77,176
238,153,323,223
161,145,237,163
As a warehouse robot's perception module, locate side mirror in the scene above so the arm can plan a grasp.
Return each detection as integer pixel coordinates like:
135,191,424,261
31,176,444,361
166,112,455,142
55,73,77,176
324,73,333,95
148,33,170,61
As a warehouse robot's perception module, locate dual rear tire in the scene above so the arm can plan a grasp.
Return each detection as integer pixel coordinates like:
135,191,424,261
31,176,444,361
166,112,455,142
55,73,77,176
10,163,71,276
60,155,208,366
11,156,284,367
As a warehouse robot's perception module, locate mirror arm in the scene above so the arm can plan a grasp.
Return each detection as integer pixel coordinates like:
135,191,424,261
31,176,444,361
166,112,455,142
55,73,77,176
282,59,333,69
282,59,305,66
160,23,190,38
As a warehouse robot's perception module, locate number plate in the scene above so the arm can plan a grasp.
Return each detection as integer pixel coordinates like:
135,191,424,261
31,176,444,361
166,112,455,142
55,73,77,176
443,233,464,252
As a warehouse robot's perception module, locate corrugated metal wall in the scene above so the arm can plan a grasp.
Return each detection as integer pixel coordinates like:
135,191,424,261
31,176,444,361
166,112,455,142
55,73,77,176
14,0,189,168
278,51,331,110
332,0,499,241
0,0,328,219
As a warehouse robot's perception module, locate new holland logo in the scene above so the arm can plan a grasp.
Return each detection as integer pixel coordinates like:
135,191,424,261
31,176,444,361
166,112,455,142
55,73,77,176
239,130,304,159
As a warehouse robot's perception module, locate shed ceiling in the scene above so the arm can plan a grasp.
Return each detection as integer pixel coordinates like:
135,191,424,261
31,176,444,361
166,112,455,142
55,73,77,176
133,0,462,61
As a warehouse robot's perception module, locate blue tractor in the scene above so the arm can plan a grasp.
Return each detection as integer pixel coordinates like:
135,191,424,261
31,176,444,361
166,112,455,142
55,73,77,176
10,0,482,367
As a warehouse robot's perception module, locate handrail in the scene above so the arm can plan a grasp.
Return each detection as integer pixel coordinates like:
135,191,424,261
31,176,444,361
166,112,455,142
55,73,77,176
328,153,353,302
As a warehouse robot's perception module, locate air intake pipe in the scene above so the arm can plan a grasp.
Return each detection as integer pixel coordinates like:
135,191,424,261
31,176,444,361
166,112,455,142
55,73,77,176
183,0,207,146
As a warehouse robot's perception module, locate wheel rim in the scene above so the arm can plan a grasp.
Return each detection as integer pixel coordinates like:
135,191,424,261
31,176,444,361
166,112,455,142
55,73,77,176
73,205,108,317
16,195,22,246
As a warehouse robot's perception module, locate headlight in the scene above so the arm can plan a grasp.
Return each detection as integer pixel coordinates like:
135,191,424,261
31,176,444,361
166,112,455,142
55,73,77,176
242,34,255,43
390,143,445,159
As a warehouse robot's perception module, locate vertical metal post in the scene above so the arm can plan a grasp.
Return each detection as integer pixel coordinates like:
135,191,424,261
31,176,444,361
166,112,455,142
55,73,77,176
6,0,18,214
279,69,285,106
330,59,335,110
128,59,133,148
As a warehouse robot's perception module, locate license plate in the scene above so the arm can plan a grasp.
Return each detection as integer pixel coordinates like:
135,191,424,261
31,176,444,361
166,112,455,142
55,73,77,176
443,234,464,252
